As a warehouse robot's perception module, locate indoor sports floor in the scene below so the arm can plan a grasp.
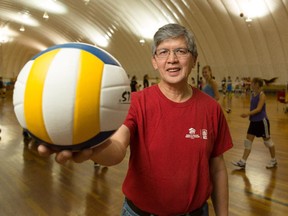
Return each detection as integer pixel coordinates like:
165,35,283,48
0,90,287,216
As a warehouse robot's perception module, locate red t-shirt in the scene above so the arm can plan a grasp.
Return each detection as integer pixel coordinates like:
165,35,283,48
123,85,233,215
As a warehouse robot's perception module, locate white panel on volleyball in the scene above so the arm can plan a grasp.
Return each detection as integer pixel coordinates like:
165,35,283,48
13,60,34,129
100,65,130,131
42,49,81,145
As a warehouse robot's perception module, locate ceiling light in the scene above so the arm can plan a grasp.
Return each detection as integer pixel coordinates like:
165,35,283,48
18,0,67,14
0,36,9,43
20,25,25,32
0,26,10,43
139,39,145,46
83,0,90,5
43,11,49,19
245,17,253,22
0,31,9,43
20,10,31,20
16,10,39,27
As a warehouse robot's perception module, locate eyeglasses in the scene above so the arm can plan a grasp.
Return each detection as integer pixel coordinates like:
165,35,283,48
155,48,191,59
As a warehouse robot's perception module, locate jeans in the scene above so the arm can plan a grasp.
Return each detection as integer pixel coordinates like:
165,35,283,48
120,199,209,216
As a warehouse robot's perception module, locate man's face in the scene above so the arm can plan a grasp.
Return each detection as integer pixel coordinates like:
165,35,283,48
152,36,196,85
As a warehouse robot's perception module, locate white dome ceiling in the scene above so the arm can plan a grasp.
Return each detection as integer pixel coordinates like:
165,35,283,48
0,0,287,83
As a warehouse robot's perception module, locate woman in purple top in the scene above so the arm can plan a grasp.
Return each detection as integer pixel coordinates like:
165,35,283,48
232,77,277,169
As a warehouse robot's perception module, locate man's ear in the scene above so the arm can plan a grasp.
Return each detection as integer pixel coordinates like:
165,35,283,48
151,57,158,70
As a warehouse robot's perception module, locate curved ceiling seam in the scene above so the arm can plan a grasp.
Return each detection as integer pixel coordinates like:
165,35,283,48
251,10,274,77
64,7,106,44
195,0,226,73
179,1,209,69
81,1,147,76
94,1,142,75
7,44,29,77
280,0,288,72
266,0,288,78
207,0,237,77
1,5,70,47
161,0,181,23
185,1,216,66
258,0,282,78
1,43,24,76
220,0,249,76
233,0,264,77
235,10,268,77
269,0,288,77
106,1,155,76
245,22,268,76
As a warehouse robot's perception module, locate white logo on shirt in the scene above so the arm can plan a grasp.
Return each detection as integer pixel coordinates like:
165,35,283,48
185,128,208,140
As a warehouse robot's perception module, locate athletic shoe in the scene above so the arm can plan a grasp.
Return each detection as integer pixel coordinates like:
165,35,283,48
225,108,231,113
94,163,101,168
266,159,277,169
232,160,246,169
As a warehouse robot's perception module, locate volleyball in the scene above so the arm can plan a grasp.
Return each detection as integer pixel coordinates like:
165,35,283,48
13,43,131,150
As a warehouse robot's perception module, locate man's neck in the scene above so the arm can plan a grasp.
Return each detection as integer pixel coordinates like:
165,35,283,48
158,82,193,103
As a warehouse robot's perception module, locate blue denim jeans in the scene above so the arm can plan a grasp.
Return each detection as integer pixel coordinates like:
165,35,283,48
120,198,209,216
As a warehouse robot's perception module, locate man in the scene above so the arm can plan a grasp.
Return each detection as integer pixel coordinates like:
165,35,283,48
38,23,233,216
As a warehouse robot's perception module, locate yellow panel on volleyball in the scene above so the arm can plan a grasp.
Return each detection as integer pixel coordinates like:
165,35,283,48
73,50,104,144
24,49,60,144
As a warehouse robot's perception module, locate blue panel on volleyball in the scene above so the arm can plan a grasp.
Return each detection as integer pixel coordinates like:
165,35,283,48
32,43,120,66
28,130,115,151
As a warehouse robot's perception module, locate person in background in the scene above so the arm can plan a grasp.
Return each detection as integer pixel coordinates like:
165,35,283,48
143,74,149,88
36,23,233,216
191,77,196,87
244,77,251,94
130,75,140,92
234,76,241,96
0,77,6,98
225,76,232,113
198,76,203,90
232,77,277,169
221,77,227,97
202,65,220,101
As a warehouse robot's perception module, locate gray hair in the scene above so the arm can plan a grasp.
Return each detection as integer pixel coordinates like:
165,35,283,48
152,23,198,58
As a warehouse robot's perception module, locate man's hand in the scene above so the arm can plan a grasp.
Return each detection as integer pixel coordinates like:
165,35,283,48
37,144,94,164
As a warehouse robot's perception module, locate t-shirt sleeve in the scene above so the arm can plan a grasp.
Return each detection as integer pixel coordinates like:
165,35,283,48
123,92,138,142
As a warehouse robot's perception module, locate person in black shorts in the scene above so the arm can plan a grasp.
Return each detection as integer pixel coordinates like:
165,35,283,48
232,77,277,169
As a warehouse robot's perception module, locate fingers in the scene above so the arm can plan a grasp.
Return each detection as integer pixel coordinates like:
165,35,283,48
55,150,73,164
37,144,93,165
72,148,94,163
37,144,71,164
37,144,54,157
55,149,93,164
